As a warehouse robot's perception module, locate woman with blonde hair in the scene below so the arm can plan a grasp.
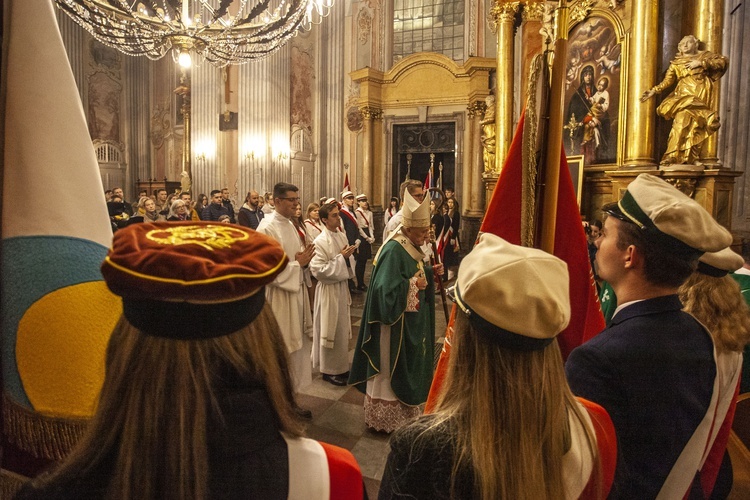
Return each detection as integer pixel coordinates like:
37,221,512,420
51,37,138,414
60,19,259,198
380,234,616,500
16,222,363,500
304,202,323,306
304,202,323,243
139,197,165,223
678,247,750,498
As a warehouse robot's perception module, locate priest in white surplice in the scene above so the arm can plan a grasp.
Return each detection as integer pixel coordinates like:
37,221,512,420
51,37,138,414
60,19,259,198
310,203,357,386
257,183,316,407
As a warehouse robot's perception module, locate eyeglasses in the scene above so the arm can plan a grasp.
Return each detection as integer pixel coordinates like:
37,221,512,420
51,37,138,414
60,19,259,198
279,197,300,202
344,196,354,200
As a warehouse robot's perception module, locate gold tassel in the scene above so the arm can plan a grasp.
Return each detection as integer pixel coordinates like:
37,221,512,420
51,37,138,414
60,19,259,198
0,468,29,498
2,392,89,461
521,53,545,247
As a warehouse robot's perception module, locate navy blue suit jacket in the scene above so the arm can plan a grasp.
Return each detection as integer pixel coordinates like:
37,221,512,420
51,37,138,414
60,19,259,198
340,206,360,246
566,295,715,499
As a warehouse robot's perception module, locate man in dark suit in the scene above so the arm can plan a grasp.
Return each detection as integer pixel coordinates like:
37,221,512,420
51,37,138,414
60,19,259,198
202,190,230,222
565,174,733,499
339,190,361,292
221,187,236,224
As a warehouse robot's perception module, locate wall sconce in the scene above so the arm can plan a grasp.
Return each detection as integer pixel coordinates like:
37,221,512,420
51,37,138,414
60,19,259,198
271,137,290,162
194,140,216,164
243,136,265,161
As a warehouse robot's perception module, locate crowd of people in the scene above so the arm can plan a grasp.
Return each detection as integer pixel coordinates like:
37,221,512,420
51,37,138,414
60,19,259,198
15,174,750,499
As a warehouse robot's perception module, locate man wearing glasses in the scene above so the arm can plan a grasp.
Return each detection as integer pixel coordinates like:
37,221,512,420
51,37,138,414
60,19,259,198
383,179,425,242
257,183,316,418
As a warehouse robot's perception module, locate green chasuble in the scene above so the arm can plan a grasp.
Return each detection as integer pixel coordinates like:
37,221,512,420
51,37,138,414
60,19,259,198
730,272,750,393
348,235,436,406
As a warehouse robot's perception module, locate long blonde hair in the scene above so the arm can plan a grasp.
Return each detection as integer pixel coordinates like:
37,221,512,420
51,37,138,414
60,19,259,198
430,312,600,500
27,305,302,500
679,272,750,353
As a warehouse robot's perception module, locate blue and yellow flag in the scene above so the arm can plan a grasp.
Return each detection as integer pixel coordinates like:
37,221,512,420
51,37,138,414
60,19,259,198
1,0,122,475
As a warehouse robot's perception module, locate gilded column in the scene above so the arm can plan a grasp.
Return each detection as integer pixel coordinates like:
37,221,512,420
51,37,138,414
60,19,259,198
489,1,520,171
519,1,546,108
372,112,385,210
466,100,487,217
360,106,382,198
685,0,724,164
623,0,659,168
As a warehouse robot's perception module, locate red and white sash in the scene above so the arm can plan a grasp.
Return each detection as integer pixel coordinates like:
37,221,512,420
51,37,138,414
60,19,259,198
284,434,363,499
355,208,370,227
656,344,737,499
304,219,322,233
339,208,358,227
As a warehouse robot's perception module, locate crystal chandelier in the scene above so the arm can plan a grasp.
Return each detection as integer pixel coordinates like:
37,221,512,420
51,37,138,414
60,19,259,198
55,0,334,67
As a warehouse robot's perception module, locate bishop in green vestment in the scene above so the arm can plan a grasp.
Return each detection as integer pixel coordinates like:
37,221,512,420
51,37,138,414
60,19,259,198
348,190,441,433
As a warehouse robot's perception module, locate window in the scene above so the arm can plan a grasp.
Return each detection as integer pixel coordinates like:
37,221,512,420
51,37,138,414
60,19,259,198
393,0,465,62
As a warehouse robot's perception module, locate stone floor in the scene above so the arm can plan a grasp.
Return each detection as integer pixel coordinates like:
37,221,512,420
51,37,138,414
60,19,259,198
297,263,451,499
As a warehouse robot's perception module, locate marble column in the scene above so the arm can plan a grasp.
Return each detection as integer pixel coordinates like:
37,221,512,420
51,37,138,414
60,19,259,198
465,100,487,217
623,0,660,169
238,46,291,195
124,56,151,187
317,3,345,199
359,106,382,200
191,64,222,198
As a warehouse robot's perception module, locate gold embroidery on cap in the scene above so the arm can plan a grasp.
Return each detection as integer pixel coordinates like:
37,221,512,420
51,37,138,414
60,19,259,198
146,225,249,251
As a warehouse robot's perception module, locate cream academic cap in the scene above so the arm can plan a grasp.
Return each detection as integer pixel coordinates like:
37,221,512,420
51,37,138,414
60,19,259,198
697,247,744,277
401,190,430,228
453,233,570,350
606,174,732,259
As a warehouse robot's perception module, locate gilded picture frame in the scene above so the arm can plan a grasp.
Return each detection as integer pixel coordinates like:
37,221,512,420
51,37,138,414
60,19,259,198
567,154,585,208
564,6,628,168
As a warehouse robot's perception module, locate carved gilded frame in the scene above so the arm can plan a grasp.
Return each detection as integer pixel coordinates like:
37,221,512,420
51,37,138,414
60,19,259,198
566,4,629,170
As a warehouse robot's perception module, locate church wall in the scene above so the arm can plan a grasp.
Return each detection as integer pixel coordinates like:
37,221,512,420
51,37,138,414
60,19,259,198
52,0,749,237
720,1,750,236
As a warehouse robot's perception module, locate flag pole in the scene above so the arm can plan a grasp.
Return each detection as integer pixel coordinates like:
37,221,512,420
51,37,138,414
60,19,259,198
539,0,569,254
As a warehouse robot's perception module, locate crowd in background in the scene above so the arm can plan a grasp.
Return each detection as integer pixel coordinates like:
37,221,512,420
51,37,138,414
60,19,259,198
105,183,464,286
15,174,750,499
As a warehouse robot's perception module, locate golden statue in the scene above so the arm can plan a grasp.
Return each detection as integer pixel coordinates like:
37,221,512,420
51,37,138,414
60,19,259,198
480,94,497,173
641,35,728,167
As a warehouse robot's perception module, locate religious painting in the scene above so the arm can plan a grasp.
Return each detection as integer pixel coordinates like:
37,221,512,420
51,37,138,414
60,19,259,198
563,16,621,166
88,72,121,142
290,45,313,129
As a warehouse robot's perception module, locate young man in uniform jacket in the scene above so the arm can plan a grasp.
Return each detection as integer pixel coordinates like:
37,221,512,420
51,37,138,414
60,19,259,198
566,174,733,499
339,190,361,292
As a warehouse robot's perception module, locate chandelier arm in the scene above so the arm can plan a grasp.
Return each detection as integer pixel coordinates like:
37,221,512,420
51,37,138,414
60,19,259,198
56,0,330,65
237,0,273,25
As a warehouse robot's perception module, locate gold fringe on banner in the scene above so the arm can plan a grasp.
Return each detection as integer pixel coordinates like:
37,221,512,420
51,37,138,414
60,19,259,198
521,53,546,247
2,392,89,461
0,468,29,498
